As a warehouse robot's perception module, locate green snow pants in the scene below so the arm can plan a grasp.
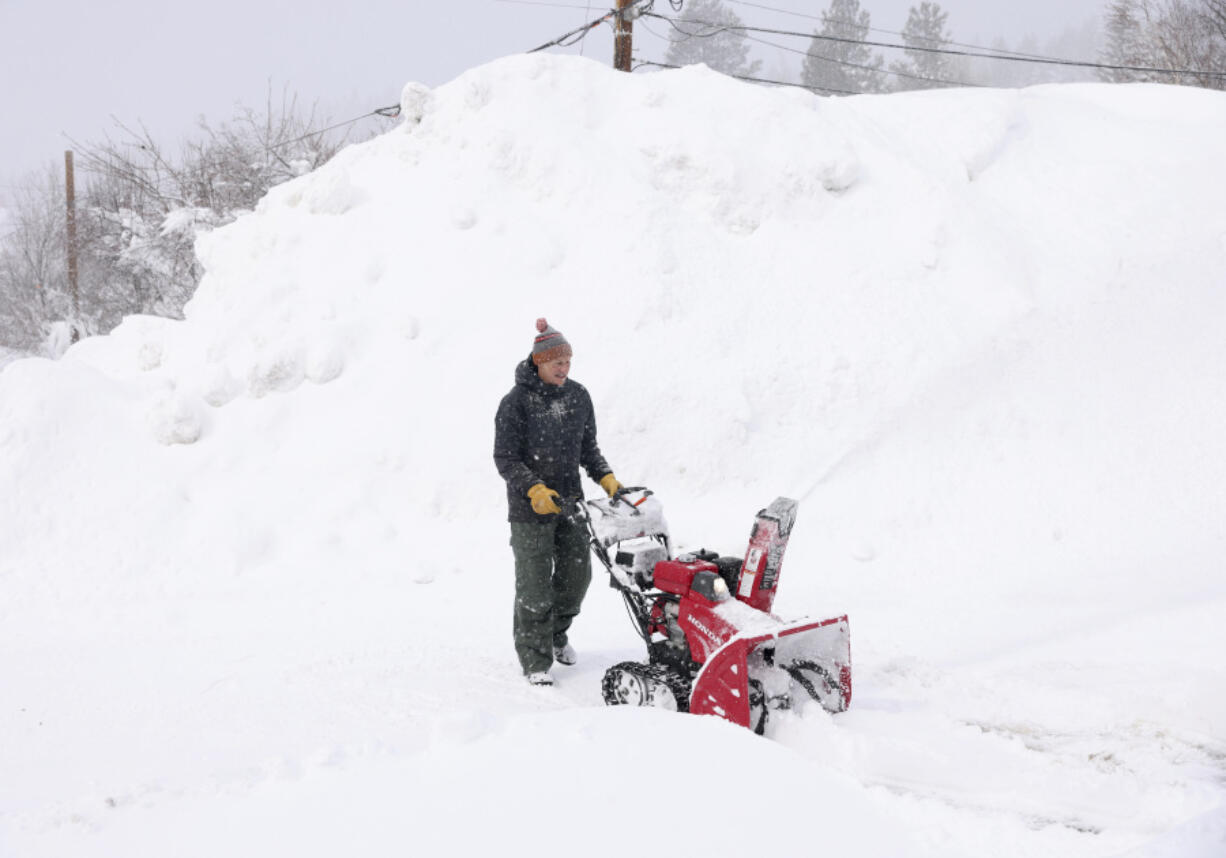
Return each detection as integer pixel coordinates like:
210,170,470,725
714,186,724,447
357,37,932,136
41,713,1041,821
510,517,592,675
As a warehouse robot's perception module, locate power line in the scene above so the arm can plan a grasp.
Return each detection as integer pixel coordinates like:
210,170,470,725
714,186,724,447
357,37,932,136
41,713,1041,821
527,0,672,54
268,105,401,153
495,0,599,8
740,29,978,89
522,1,843,86
528,7,617,52
644,10,1226,79
0,107,402,203
5,9,619,203
579,0,596,56
518,0,1225,82
643,12,979,89
723,0,1084,65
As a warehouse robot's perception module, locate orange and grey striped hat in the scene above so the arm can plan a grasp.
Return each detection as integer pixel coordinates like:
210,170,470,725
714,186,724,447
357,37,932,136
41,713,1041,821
532,318,572,365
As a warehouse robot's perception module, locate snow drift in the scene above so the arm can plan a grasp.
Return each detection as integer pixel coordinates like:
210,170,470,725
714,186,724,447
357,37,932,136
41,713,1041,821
2,55,1225,856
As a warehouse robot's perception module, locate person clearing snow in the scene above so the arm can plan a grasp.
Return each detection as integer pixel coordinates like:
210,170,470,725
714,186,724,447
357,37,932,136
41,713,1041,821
494,318,623,686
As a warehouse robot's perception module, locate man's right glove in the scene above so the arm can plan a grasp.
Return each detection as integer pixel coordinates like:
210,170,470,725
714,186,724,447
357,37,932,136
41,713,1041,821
527,483,561,516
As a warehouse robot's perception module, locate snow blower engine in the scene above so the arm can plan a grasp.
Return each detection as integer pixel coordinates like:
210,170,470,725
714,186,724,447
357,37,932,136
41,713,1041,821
574,488,851,734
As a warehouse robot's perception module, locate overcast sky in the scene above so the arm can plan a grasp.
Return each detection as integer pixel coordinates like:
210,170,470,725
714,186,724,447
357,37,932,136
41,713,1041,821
1,0,1105,204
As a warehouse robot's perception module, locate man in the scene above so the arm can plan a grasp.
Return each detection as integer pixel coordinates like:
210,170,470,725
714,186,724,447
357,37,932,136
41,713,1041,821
494,318,622,686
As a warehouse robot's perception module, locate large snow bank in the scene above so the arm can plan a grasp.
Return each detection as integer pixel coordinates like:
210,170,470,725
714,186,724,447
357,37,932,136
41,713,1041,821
2,55,1225,857
0,346,26,369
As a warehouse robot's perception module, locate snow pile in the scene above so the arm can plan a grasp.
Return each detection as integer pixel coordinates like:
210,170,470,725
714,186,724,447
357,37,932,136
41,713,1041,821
2,55,1225,857
0,345,26,369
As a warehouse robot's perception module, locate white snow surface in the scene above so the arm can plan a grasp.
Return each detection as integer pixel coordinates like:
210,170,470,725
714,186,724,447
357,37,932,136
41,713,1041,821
3,55,1226,856
0,347,26,370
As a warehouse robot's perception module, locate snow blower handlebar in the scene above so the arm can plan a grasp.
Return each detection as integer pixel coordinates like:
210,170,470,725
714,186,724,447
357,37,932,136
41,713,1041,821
567,488,664,648
604,485,653,513
566,498,612,572
563,486,652,532
567,487,667,592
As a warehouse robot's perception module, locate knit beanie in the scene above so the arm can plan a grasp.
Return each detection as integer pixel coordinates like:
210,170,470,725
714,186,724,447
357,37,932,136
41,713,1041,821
532,318,572,365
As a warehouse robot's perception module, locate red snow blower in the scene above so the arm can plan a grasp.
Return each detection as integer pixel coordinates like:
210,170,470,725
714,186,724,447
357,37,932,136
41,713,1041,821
574,489,851,734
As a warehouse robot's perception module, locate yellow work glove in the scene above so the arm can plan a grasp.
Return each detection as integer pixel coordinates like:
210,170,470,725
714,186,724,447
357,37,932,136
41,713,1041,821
527,483,561,516
599,473,624,498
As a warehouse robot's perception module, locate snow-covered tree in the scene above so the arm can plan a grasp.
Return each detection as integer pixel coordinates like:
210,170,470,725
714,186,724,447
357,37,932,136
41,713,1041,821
664,0,762,78
889,2,959,90
1211,0,1226,35
1156,1,1225,84
0,90,370,353
0,169,67,351
1100,0,1226,87
801,0,887,94
1100,0,1157,79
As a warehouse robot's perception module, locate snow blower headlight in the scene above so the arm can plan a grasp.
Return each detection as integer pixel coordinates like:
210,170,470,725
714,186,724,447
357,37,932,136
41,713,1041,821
692,570,731,603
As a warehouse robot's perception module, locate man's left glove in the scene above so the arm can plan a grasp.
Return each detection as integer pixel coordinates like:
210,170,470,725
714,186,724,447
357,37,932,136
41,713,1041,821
599,473,624,498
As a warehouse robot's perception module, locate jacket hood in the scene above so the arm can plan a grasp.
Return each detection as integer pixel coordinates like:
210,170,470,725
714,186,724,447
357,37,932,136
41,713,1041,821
515,355,567,395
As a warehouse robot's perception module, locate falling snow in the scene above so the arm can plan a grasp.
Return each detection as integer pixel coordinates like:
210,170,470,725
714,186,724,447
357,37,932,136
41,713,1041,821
2,55,1225,857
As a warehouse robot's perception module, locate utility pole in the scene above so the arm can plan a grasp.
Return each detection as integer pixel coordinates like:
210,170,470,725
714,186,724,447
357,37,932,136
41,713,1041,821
64,150,80,343
614,0,634,72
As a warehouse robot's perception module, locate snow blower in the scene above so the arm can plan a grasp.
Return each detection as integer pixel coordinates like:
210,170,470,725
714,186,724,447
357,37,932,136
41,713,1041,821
574,489,851,734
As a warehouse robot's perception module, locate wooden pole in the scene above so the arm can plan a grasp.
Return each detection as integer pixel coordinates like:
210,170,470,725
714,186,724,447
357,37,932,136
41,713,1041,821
64,150,80,342
614,0,633,72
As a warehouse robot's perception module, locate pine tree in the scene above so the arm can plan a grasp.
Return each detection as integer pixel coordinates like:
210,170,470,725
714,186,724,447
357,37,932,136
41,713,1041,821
889,2,957,91
801,0,887,94
663,0,762,78
1100,0,1153,81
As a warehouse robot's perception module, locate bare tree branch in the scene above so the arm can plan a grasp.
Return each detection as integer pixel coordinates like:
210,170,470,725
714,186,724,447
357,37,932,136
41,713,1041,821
2,85,372,351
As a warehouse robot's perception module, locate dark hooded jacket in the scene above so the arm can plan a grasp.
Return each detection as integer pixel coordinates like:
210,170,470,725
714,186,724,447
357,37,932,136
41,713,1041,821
494,356,612,523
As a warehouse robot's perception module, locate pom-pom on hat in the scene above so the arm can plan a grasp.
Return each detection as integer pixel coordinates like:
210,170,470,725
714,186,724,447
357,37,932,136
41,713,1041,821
532,317,572,366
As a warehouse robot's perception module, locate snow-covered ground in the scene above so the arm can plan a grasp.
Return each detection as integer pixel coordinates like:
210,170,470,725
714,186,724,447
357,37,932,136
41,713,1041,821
0,347,25,369
2,55,1225,857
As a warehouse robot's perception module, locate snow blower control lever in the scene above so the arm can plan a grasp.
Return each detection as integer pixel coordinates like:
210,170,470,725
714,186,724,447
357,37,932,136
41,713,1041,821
575,489,851,735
